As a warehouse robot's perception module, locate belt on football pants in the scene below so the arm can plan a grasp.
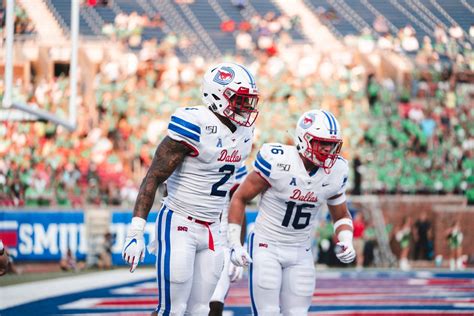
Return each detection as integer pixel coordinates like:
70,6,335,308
187,216,215,251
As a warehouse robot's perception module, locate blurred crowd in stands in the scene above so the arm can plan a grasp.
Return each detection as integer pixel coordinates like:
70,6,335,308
98,3,299,59
101,11,164,48
317,6,474,65
316,209,468,271
0,4,35,36
0,7,473,208
222,10,300,58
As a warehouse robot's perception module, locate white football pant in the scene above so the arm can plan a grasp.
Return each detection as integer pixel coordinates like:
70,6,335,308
153,205,224,315
210,246,232,303
248,232,316,316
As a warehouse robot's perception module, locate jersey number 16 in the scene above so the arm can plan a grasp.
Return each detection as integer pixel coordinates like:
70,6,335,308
282,201,314,230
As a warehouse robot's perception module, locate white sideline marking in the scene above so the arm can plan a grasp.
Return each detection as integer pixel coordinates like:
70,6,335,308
110,282,156,294
0,268,155,310
454,303,474,308
415,271,433,278
407,279,428,285
59,297,153,310
59,298,103,309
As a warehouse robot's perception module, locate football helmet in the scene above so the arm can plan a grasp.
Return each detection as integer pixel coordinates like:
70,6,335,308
294,109,343,170
202,62,259,127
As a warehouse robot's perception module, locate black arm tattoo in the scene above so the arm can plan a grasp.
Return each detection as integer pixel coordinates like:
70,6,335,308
133,136,191,219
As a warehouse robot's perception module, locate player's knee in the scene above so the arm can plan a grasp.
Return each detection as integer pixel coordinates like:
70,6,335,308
256,262,280,290
197,249,224,284
166,267,193,283
167,251,194,283
290,267,315,296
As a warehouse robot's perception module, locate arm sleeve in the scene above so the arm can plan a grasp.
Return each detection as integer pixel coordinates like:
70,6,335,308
327,159,349,203
253,143,274,185
167,107,201,156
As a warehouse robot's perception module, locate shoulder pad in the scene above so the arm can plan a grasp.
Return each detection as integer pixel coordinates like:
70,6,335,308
254,143,288,180
167,107,202,152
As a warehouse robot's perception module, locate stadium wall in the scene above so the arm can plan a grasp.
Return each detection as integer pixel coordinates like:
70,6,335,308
0,195,472,264
351,195,473,261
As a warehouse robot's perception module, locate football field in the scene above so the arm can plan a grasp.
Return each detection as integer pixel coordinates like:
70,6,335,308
1,268,473,315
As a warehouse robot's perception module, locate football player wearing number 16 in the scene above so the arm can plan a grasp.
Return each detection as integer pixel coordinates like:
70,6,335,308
228,109,356,316
121,62,259,315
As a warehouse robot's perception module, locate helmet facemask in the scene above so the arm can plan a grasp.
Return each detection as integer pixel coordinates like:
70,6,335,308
302,132,342,170
222,87,259,127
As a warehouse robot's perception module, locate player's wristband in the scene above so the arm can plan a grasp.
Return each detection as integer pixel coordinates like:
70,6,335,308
333,218,353,232
131,217,146,232
228,223,242,248
337,230,353,244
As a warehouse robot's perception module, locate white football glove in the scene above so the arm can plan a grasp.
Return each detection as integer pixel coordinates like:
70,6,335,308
335,241,356,264
228,261,244,282
122,217,146,273
228,223,252,267
230,245,252,267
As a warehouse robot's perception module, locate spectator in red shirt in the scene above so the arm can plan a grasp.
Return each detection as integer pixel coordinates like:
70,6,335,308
239,21,252,32
220,20,236,33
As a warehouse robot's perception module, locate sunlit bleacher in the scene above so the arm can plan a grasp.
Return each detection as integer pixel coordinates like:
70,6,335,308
305,0,473,42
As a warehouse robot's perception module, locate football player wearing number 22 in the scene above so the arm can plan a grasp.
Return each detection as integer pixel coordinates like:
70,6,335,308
228,109,356,316
122,62,259,316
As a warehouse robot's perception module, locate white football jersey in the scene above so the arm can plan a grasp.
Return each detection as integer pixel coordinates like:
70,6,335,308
165,106,253,222
253,143,349,245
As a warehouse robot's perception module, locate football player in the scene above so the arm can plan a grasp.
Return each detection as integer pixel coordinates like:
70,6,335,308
227,109,355,315
122,62,259,315
209,165,248,316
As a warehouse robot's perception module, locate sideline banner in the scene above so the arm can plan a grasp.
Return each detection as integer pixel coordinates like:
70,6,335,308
0,209,258,265
0,211,85,261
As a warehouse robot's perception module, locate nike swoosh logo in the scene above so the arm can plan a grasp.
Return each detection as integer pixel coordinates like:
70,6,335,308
305,248,311,252
124,238,137,252
322,183,330,187
244,138,251,143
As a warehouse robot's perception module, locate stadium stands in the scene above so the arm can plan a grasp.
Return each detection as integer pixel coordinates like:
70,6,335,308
46,0,96,36
0,0,473,207
305,0,473,43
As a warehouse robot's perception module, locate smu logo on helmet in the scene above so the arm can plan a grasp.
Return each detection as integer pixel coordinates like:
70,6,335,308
213,66,235,85
300,112,316,129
